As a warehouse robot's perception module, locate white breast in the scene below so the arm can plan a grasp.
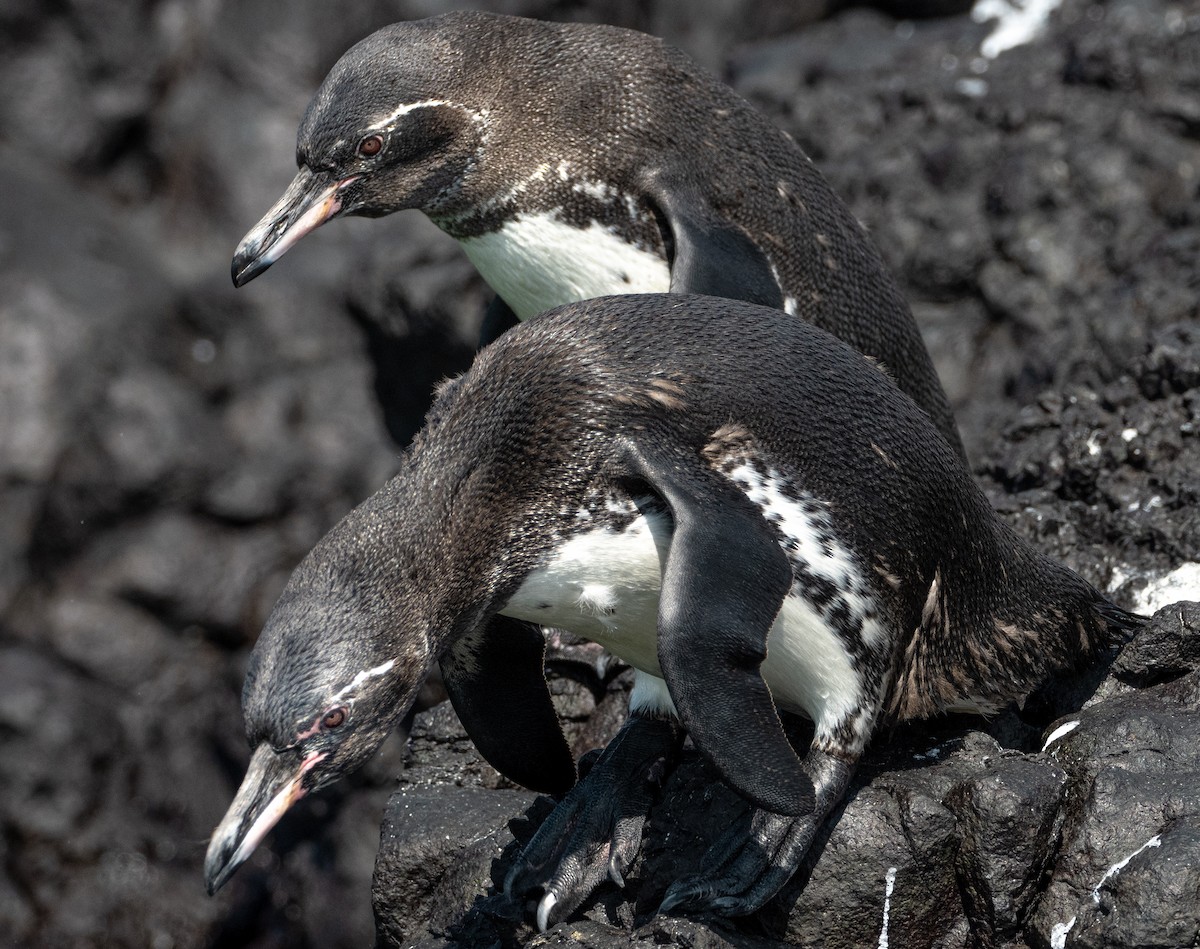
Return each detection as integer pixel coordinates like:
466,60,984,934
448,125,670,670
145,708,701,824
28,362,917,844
458,212,671,321
501,503,671,676
500,484,878,737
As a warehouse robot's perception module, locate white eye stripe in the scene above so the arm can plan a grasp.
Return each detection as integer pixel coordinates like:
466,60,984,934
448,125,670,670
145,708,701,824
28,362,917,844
330,658,396,702
365,99,453,132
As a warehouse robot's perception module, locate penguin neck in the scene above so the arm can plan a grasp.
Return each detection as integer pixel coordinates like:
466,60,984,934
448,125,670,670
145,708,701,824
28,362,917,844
364,451,510,646
426,150,670,321
345,335,614,658
352,425,584,658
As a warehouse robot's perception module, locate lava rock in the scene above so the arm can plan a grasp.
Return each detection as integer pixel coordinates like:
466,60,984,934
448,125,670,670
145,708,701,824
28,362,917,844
4,0,1200,946
374,600,1200,948
372,787,539,948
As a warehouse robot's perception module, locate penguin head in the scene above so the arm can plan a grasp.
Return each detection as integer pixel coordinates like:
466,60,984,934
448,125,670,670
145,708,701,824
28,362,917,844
231,17,489,286
230,12,661,287
204,528,431,895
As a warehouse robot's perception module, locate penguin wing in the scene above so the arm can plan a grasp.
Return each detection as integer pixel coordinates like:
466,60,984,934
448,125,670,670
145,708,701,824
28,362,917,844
643,171,784,310
440,614,577,795
619,438,815,817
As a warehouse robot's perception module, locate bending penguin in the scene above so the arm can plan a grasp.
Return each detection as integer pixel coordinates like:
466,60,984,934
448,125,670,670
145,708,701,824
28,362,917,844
204,294,1138,928
230,11,964,458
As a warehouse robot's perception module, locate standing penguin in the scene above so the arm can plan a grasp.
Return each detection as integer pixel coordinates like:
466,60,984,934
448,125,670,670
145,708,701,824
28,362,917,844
204,294,1136,929
230,11,964,457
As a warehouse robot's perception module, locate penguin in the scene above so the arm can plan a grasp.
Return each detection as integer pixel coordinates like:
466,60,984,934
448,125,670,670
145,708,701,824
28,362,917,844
230,11,965,458
203,293,1137,928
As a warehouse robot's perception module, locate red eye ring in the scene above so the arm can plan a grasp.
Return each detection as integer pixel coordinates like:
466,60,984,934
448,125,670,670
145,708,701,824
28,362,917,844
321,707,348,730
358,135,384,157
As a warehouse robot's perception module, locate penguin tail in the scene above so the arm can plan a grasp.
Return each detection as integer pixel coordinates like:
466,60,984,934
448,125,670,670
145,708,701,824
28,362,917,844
1091,595,1146,650
889,536,1144,722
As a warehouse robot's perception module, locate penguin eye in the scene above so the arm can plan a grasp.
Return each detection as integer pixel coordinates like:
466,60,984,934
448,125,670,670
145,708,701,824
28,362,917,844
321,707,348,730
357,135,384,157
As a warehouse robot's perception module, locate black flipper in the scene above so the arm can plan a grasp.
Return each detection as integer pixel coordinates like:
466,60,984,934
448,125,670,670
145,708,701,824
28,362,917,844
644,172,784,310
478,294,521,349
619,439,814,817
440,614,576,795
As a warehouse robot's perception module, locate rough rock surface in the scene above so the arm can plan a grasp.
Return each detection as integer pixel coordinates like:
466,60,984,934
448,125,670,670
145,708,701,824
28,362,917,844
0,0,1197,948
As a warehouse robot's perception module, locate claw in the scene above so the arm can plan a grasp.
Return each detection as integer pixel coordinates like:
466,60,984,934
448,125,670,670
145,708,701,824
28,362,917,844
504,715,685,930
657,894,678,916
655,748,860,919
658,879,698,916
536,892,557,932
608,860,625,888
659,873,733,917
710,895,748,915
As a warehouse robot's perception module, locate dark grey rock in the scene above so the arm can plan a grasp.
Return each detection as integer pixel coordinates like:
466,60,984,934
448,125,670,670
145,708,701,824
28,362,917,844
373,787,538,948
3,0,1200,946
376,610,1200,948
950,756,1069,942
1028,664,1200,948
1111,602,1200,688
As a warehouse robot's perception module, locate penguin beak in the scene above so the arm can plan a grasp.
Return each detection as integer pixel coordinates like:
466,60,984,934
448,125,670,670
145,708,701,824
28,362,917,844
231,167,360,287
204,743,327,894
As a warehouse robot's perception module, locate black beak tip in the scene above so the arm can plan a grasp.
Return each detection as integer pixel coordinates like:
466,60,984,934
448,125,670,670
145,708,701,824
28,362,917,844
204,856,233,897
231,254,265,288
204,836,241,896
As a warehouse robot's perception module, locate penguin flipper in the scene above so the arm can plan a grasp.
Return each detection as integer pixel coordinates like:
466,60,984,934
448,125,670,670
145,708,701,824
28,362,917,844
619,439,814,817
645,173,784,309
440,615,576,795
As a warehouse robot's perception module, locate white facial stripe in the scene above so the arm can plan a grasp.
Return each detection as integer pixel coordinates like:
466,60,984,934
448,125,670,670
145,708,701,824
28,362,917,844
366,99,453,132
331,658,396,702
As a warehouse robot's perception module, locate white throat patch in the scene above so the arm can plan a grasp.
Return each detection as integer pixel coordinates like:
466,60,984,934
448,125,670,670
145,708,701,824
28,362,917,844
458,212,670,321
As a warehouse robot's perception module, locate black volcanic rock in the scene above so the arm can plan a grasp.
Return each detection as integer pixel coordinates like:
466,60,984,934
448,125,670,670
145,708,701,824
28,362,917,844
373,606,1200,949
2,0,1199,947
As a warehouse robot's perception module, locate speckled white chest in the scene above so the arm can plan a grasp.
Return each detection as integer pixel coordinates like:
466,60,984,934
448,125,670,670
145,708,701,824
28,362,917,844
500,479,881,736
457,211,670,321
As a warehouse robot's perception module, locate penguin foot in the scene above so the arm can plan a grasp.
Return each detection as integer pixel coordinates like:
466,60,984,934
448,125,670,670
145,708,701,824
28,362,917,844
658,809,814,917
659,747,855,918
505,715,683,932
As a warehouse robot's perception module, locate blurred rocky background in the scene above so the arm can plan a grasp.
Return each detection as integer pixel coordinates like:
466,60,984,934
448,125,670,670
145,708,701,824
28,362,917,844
0,0,1197,947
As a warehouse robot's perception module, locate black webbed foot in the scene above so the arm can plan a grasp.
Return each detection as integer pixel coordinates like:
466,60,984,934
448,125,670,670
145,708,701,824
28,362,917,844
658,808,814,917
659,748,855,918
505,715,684,931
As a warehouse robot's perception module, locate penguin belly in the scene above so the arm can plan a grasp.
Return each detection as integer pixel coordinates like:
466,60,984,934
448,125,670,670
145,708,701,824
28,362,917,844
501,498,671,676
458,213,670,321
500,490,875,732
